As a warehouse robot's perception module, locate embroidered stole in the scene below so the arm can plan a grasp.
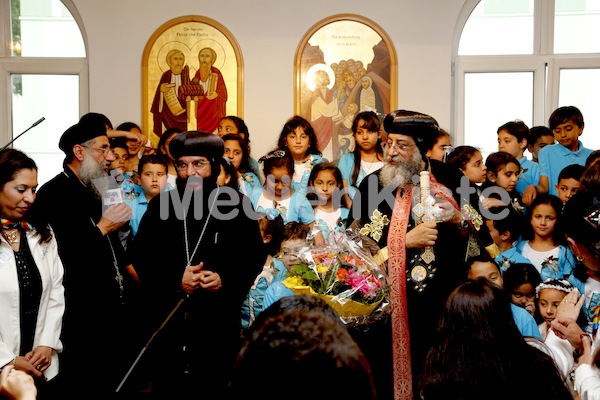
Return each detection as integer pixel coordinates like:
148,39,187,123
387,177,459,400
388,185,414,400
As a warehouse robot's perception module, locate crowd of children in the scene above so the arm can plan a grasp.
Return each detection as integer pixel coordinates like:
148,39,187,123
230,105,600,356
89,105,600,399
108,106,599,338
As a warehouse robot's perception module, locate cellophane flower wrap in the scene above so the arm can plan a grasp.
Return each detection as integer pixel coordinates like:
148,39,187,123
281,229,390,325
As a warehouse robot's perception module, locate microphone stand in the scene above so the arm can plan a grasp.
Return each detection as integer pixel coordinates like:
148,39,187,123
1,117,45,151
115,297,186,393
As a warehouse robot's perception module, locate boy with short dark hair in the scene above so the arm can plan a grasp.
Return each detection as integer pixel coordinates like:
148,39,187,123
466,255,541,339
528,126,555,163
109,137,136,199
530,106,593,198
126,154,171,236
555,164,585,204
485,206,524,254
486,206,532,270
497,120,540,197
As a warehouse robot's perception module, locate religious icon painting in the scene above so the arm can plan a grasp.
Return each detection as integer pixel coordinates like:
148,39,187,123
142,16,243,147
294,14,397,161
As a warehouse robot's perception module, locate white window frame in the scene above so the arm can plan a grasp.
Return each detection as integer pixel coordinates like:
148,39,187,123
452,0,600,146
0,0,88,147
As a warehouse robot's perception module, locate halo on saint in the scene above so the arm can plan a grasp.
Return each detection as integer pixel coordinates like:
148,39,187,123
305,63,335,92
190,39,227,73
156,41,194,73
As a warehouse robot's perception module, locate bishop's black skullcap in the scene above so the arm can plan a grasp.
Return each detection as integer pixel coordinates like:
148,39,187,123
384,110,440,157
58,112,110,155
169,131,224,162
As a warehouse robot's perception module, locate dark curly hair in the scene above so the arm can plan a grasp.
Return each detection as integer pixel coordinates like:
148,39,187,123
277,116,322,157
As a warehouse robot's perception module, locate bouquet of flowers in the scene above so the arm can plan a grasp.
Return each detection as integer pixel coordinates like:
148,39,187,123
281,229,391,325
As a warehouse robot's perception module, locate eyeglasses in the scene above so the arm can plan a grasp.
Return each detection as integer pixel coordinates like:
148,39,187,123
83,146,112,156
384,141,416,151
176,160,211,171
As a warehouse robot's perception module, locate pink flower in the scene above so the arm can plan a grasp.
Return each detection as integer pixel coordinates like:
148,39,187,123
345,270,379,299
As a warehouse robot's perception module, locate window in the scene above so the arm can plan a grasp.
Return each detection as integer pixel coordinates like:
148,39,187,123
1,0,87,185
454,0,600,157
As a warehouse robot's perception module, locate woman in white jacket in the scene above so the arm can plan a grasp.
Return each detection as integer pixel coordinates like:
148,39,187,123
0,149,64,388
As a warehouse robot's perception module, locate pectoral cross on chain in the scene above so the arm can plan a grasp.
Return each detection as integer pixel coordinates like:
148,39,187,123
413,171,443,264
115,270,124,301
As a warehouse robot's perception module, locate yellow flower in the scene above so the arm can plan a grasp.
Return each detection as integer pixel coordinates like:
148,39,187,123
316,264,328,274
284,276,306,288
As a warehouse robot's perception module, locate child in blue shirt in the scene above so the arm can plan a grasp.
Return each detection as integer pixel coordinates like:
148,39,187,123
467,256,541,339
262,222,311,310
497,120,540,200
531,106,593,198
250,150,316,227
481,152,525,216
126,155,171,237
108,137,136,200
513,194,576,281
222,133,261,196
555,164,585,205
527,126,555,164
275,116,324,194
216,115,260,175
337,111,384,202
486,205,531,271
241,214,285,329
503,262,542,318
306,162,349,243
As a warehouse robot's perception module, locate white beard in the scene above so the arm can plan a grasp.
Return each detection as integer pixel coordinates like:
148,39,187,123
79,154,109,198
379,151,424,190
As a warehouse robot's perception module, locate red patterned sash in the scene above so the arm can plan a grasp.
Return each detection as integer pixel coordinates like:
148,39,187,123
387,177,458,400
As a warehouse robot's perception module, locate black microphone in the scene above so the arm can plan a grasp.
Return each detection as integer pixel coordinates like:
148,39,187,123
1,117,45,151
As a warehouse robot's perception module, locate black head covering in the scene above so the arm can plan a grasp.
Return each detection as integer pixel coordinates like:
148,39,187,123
80,112,113,130
562,190,600,246
383,110,440,157
169,131,224,161
169,131,224,190
58,112,110,156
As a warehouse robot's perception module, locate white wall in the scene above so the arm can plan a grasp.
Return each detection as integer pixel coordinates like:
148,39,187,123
72,0,466,161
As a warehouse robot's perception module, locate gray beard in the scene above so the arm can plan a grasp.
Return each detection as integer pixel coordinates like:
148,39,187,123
379,151,424,189
79,155,109,198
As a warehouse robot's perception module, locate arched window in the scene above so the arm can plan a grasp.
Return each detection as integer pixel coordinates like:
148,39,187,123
1,0,88,185
453,0,600,158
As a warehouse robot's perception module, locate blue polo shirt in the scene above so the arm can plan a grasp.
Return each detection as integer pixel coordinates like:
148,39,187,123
126,192,150,237
126,183,174,236
538,141,592,196
515,157,540,196
511,303,542,339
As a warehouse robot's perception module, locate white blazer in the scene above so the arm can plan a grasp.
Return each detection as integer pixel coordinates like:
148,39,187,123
0,229,65,380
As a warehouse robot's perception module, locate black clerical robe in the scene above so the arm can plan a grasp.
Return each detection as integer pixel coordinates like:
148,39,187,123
31,165,134,398
130,184,265,399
